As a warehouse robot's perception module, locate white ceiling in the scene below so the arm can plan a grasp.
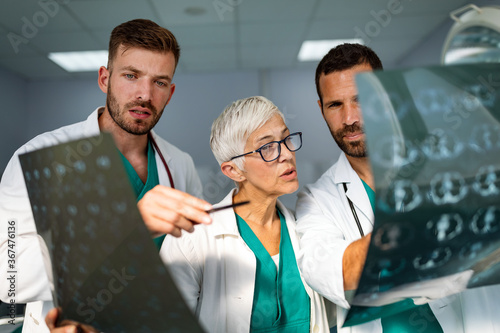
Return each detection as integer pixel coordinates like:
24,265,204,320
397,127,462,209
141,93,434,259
0,0,491,80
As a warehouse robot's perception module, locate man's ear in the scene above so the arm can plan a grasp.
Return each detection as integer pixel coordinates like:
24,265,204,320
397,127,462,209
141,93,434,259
165,83,176,106
317,99,323,114
221,161,246,183
318,99,328,123
98,66,110,94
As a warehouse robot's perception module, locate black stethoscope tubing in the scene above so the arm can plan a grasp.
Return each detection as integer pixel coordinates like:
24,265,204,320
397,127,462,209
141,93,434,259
148,132,175,190
342,183,364,237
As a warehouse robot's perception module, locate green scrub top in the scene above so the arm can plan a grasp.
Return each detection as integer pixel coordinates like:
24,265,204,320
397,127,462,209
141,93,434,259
119,140,159,201
119,140,165,249
236,209,310,333
360,179,443,333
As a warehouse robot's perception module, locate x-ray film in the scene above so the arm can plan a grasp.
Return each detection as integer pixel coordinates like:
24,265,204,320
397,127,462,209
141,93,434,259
344,64,500,327
19,133,204,332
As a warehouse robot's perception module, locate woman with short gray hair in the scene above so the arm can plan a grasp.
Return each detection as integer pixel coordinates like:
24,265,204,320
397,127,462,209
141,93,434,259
161,96,332,332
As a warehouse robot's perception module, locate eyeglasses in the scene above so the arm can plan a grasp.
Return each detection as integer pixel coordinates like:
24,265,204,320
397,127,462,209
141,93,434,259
230,132,302,162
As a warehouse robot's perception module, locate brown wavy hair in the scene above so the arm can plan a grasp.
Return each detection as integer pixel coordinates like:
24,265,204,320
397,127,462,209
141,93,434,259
107,19,180,70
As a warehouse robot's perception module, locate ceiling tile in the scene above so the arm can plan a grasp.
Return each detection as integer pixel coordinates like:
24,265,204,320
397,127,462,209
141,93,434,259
91,29,114,47
151,0,235,25
30,31,103,53
0,25,40,56
240,21,307,45
368,38,417,67
180,46,237,72
67,0,159,31
369,14,447,40
315,0,470,20
305,18,363,40
315,0,469,20
238,0,316,22
240,44,298,69
315,0,392,19
0,0,81,33
393,0,469,16
172,24,235,47
307,13,447,42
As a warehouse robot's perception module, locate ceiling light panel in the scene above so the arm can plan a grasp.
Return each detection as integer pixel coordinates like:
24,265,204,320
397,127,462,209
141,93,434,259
48,50,108,72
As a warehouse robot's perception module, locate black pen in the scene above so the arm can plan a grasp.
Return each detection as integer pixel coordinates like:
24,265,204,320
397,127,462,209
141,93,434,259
206,200,250,213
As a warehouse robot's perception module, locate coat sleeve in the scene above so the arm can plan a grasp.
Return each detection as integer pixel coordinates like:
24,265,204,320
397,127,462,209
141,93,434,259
294,186,352,309
0,149,52,303
159,232,203,314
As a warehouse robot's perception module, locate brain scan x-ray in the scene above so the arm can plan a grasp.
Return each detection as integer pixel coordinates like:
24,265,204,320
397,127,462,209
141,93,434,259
343,63,500,327
19,134,203,333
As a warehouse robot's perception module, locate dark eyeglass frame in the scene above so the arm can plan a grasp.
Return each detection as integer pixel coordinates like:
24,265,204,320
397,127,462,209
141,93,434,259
230,132,302,162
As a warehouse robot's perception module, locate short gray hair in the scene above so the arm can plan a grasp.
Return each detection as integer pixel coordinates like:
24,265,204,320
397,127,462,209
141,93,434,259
210,96,285,170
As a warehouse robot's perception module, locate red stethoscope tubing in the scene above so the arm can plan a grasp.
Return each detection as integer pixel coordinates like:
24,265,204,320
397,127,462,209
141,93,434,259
148,132,175,190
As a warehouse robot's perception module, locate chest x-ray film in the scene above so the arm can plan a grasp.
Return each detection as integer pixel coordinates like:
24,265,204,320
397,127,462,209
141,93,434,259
343,64,500,327
19,133,203,332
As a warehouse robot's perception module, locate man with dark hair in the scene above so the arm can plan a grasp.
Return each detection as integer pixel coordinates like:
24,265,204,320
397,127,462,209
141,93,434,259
0,19,212,333
314,43,383,107
295,43,500,332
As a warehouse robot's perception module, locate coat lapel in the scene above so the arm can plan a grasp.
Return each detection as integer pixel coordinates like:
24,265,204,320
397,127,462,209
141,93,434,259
333,153,375,227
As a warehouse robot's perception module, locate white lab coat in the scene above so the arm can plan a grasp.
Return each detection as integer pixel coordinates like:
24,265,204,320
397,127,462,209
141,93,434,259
0,107,203,333
295,152,500,333
160,189,334,333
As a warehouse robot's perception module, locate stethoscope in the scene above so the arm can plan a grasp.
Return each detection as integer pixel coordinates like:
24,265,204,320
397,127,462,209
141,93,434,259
148,132,175,189
342,183,364,237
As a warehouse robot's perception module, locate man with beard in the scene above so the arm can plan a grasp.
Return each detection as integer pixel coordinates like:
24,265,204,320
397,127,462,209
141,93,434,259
294,44,499,333
0,19,212,333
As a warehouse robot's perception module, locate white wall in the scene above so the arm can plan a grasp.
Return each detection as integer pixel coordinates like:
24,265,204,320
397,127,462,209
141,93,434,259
157,71,261,168
25,76,104,139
